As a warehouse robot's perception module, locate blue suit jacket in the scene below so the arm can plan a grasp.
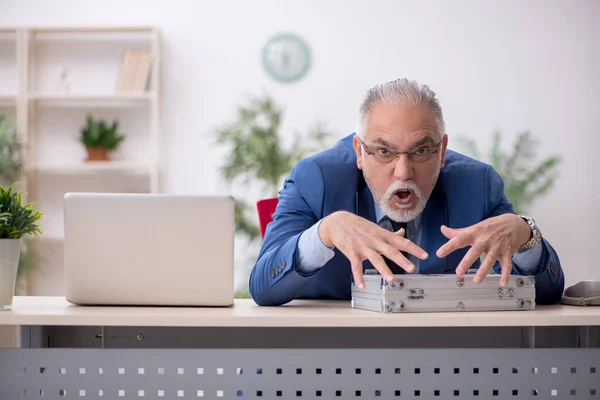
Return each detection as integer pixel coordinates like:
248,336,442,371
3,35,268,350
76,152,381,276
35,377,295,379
249,134,564,306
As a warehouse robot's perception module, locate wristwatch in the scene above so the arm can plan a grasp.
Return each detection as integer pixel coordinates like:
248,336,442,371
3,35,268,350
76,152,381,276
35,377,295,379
517,215,542,253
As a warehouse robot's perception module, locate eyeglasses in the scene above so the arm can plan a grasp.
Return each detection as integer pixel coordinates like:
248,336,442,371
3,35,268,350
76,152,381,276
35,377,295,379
359,138,442,164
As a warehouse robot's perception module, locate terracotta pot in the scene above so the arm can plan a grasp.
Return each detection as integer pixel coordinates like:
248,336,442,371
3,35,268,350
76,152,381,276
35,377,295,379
85,147,110,162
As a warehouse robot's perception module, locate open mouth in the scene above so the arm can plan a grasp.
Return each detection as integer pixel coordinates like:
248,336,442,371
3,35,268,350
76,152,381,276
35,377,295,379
393,189,414,205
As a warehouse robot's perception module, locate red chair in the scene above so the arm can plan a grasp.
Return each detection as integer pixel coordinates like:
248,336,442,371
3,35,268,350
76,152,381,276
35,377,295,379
256,197,278,239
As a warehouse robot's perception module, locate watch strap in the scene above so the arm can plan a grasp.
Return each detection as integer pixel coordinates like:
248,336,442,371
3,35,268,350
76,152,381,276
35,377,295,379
517,215,542,253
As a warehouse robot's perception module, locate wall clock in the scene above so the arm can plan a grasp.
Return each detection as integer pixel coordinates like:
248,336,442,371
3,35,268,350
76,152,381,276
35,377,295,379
262,33,311,83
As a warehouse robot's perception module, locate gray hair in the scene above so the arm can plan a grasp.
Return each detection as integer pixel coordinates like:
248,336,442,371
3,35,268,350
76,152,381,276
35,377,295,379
356,78,445,138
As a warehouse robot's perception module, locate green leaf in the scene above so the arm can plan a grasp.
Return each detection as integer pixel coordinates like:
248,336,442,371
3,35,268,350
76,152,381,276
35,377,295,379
505,131,537,179
234,200,260,241
79,115,125,150
490,130,504,176
0,183,43,239
0,113,22,185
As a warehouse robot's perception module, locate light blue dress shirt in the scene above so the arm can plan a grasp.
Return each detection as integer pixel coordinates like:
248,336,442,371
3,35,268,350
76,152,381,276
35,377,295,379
296,202,543,275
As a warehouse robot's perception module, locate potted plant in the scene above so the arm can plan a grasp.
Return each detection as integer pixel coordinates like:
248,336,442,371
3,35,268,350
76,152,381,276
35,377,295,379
0,183,42,310
79,115,126,162
214,93,332,297
456,130,561,214
0,114,43,294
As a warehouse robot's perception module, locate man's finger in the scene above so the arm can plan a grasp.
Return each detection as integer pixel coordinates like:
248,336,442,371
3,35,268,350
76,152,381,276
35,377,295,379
440,225,459,239
499,255,513,288
440,225,468,239
436,233,471,258
394,228,406,237
455,246,481,276
373,240,415,273
474,251,497,284
348,254,365,289
363,249,395,283
387,234,428,260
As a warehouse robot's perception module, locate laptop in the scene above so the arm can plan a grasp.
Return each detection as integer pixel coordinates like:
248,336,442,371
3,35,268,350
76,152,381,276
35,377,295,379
63,193,235,306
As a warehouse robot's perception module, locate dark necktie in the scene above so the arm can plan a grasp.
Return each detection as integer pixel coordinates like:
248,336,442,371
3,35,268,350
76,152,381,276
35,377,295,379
377,216,408,275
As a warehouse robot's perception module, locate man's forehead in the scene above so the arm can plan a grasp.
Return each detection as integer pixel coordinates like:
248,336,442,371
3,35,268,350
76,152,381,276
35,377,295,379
366,103,437,134
368,102,435,120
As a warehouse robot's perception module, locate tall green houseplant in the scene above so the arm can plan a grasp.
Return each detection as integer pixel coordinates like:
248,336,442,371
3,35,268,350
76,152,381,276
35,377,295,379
215,94,331,242
457,130,561,214
215,94,332,297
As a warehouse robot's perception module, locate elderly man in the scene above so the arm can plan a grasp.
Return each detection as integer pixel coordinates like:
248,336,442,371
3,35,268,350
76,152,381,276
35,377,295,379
249,78,564,307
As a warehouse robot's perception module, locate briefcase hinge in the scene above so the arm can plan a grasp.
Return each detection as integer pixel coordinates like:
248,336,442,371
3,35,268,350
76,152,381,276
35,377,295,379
516,298,534,308
516,277,535,288
383,279,405,290
384,301,406,312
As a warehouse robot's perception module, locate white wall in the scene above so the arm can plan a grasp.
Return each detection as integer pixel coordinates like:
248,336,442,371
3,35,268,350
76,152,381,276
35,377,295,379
1,0,598,291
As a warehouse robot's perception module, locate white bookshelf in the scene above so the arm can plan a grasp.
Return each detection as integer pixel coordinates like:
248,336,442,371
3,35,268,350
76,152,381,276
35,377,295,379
27,161,150,175
28,92,155,108
0,27,161,296
0,96,16,107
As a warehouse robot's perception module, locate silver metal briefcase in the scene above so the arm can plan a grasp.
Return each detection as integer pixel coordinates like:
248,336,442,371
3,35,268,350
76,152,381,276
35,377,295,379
351,270,536,313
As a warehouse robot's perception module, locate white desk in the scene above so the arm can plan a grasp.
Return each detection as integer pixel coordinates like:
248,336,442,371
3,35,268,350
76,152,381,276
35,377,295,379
1,297,599,399
2,296,600,328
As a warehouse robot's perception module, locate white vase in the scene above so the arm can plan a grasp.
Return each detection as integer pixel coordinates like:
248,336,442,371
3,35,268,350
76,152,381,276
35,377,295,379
0,239,22,311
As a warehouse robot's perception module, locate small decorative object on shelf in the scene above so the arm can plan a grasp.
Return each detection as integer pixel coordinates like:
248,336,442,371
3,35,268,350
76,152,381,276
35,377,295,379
79,115,126,162
0,183,43,310
57,65,71,94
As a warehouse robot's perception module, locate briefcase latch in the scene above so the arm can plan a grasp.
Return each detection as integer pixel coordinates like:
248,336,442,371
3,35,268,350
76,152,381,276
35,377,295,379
498,287,515,299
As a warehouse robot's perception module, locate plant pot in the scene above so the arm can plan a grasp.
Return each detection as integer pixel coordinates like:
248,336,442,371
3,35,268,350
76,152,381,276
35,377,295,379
85,147,110,162
0,238,22,311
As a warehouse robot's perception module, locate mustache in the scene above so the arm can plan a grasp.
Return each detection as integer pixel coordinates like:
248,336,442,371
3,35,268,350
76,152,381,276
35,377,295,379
383,181,423,200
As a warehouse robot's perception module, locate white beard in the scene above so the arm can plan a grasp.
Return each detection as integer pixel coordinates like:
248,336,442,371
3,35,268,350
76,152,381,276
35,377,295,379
369,162,441,223
379,180,427,223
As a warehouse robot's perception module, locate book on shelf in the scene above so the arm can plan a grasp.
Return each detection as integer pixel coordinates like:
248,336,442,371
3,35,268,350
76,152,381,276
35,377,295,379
116,50,152,93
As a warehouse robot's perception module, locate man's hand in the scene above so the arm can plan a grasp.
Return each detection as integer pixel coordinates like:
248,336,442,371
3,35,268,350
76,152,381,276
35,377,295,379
436,214,532,287
319,211,429,289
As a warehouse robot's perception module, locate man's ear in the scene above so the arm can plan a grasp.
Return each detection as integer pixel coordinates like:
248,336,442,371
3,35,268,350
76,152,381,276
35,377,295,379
440,134,449,168
353,135,363,169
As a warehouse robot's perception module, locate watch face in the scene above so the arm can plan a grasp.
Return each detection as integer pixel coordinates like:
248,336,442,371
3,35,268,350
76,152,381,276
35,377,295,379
262,33,311,82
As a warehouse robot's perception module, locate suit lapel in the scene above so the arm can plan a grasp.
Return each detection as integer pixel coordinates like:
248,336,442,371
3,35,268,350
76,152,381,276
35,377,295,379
355,173,378,274
355,173,376,223
418,181,449,274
